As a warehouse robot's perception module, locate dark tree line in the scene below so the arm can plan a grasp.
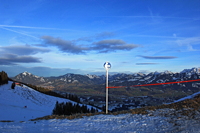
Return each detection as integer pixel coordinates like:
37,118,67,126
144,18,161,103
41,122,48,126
52,101,98,115
65,93,80,103
0,71,8,85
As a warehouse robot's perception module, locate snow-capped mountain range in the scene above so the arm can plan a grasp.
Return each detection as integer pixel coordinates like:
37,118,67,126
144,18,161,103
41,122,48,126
12,67,200,87
110,67,200,86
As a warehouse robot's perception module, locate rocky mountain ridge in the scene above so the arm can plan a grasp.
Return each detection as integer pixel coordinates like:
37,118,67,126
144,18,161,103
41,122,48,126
12,67,200,86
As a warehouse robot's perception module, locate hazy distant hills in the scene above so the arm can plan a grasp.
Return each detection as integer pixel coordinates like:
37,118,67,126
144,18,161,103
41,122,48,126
11,67,200,98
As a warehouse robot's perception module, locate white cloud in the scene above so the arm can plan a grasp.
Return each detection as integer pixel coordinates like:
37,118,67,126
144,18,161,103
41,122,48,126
175,37,200,46
173,37,200,51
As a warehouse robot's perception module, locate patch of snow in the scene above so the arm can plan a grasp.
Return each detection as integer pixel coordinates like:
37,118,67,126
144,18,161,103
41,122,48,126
72,80,78,83
172,77,177,80
86,74,95,79
147,76,156,83
34,75,40,78
66,74,72,78
40,78,45,82
144,76,151,80
0,81,98,121
116,80,124,83
160,70,174,75
156,79,164,83
128,79,137,81
167,91,200,104
22,71,31,76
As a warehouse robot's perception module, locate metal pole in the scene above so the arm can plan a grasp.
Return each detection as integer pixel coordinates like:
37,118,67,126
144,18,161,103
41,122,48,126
106,69,108,114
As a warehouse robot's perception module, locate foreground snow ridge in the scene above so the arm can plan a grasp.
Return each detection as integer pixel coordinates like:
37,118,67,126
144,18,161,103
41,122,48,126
1,111,200,133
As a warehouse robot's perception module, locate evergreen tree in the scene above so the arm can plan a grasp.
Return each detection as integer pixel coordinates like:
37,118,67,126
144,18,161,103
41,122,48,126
11,82,15,89
101,105,106,112
52,102,97,115
0,71,8,85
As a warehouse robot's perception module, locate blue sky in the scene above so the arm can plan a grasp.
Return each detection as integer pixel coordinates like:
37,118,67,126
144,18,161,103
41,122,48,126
0,0,200,77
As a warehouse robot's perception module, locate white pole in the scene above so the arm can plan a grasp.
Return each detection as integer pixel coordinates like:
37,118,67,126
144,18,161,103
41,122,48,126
104,61,111,114
106,69,109,114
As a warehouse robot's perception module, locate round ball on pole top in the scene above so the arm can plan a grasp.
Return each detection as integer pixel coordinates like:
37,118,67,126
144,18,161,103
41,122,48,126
104,61,111,71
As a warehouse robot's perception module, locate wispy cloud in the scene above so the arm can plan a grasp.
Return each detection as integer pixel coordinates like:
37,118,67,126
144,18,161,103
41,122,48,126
101,15,196,20
95,32,115,39
0,25,86,40
1,27,39,39
148,7,162,24
84,59,95,62
75,31,115,42
129,34,181,39
0,25,73,31
136,63,159,65
121,61,129,63
139,55,177,59
174,37,200,51
0,45,50,56
175,37,200,46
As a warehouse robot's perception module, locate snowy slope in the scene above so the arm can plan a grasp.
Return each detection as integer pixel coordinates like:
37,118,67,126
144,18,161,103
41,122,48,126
0,110,200,133
0,81,95,121
173,91,200,103
1,82,200,132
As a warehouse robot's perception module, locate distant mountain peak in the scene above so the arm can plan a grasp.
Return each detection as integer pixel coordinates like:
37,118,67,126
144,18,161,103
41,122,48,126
163,70,173,74
22,71,32,76
181,67,200,74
